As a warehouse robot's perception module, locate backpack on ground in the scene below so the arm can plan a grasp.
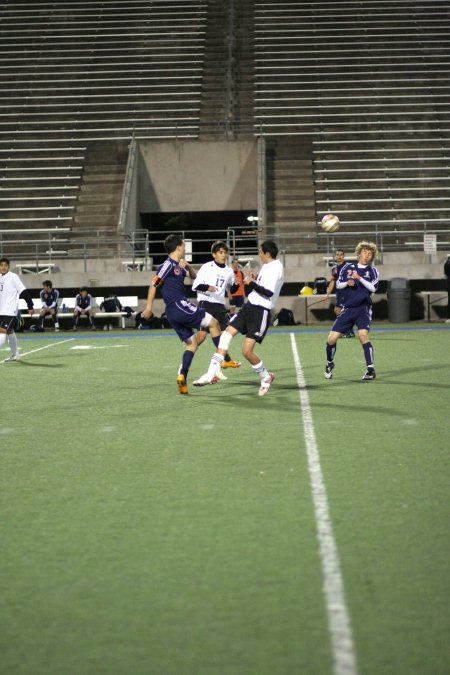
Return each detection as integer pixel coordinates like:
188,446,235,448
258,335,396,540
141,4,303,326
273,308,296,326
135,311,162,329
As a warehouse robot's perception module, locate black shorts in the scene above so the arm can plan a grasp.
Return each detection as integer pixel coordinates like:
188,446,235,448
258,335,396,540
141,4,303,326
0,315,18,332
229,302,270,343
198,300,229,331
229,295,245,308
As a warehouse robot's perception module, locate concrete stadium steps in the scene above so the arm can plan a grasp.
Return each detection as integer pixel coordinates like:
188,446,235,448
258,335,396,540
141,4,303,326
263,138,316,246
199,0,255,138
70,140,129,254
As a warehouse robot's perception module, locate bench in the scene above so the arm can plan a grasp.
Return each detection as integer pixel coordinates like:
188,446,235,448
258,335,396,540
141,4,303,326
420,291,448,322
19,295,139,329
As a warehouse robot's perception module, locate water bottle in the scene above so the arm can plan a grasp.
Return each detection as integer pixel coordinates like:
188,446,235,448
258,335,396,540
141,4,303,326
62,303,67,314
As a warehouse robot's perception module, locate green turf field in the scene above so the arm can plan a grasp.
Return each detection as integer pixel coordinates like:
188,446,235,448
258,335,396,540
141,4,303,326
1,325,449,675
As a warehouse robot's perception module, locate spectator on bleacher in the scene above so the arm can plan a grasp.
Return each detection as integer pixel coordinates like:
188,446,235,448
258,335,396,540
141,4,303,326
72,287,96,331
37,280,60,332
444,255,450,323
0,257,34,362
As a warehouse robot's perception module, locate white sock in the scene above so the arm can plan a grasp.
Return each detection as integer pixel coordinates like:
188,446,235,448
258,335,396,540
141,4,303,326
8,332,18,356
206,353,224,378
0,332,7,349
252,360,269,380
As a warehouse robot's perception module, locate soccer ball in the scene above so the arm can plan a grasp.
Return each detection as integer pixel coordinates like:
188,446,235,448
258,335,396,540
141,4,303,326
321,213,340,233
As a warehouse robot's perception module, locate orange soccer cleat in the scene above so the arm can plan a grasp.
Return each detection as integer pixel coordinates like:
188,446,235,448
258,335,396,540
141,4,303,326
177,374,188,395
221,358,241,369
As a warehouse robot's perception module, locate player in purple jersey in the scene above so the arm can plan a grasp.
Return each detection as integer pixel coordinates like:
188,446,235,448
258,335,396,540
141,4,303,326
141,233,221,395
72,287,96,330
37,280,60,332
326,249,355,338
324,241,379,381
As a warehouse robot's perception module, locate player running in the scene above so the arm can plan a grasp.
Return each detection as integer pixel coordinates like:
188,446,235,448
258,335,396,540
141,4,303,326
324,241,379,381
141,234,221,395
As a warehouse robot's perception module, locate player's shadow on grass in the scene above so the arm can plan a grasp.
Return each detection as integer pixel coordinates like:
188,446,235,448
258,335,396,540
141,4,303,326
10,361,64,368
380,363,450,387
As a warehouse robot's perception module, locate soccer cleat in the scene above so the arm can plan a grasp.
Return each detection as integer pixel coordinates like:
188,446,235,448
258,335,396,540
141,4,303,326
177,374,188,394
215,370,228,381
192,373,218,386
343,331,355,338
221,358,241,369
361,368,376,381
324,362,334,379
55,327,60,332
4,353,20,362
258,372,275,397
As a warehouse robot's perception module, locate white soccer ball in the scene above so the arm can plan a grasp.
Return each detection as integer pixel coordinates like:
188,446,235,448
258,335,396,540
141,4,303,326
321,213,340,233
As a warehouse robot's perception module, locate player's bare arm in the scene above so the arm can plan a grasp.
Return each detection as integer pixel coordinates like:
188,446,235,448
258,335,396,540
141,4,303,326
142,284,157,319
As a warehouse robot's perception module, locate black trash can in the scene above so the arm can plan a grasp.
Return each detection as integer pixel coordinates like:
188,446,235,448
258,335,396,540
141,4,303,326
387,278,411,322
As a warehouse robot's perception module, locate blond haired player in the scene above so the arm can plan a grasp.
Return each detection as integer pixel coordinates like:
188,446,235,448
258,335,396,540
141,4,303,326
324,241,379,381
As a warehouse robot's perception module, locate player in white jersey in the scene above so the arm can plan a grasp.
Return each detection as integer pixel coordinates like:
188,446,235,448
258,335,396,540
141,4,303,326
193,240,284,396
0,258,34,361
192,240,242,372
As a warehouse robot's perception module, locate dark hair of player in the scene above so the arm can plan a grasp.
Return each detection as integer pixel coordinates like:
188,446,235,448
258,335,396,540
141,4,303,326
260,240,279,259
211,240,229,255
164,233,184,254
0,257,10,265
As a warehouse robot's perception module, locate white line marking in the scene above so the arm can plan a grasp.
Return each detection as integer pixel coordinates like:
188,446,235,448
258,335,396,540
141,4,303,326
0,337,75,363
290,333,358,675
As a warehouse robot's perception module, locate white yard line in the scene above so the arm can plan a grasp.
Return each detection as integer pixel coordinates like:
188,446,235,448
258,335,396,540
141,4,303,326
1,337,75,363
290,333,358,675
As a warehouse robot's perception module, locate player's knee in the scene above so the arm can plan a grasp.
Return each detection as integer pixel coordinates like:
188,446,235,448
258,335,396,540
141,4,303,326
196,331,206,346
218,329,233,352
